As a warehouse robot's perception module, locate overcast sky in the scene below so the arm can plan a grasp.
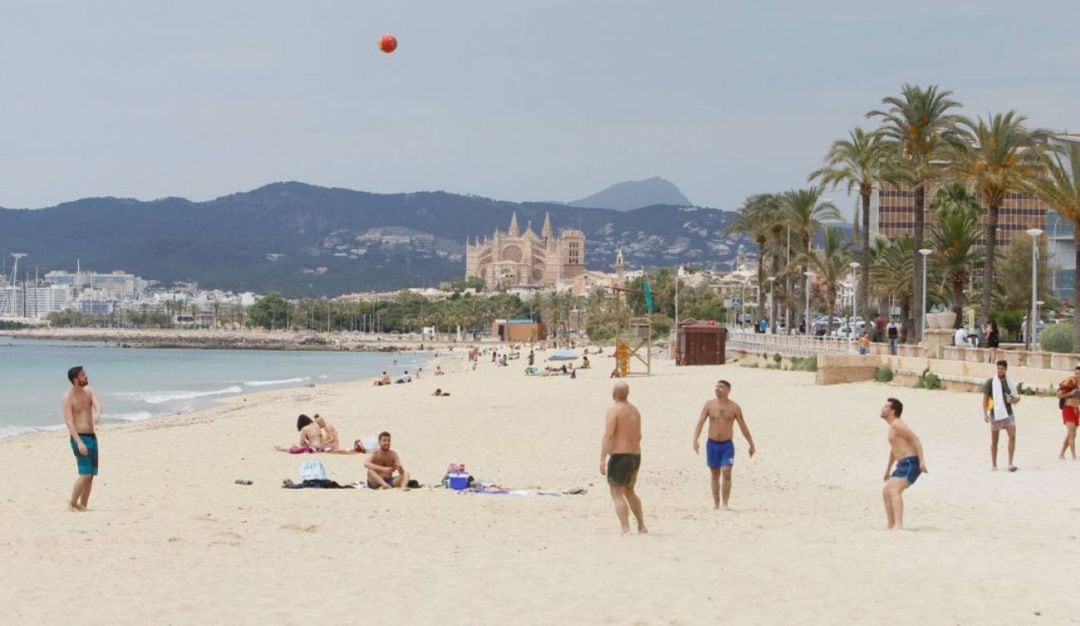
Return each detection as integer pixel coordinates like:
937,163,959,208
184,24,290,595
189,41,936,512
1,0,1077,213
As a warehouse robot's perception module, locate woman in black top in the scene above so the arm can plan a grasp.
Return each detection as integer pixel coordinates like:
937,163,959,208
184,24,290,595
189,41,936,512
987,320,1000,363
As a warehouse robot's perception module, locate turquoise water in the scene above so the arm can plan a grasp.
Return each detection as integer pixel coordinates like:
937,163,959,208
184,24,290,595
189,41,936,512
0,338,426,438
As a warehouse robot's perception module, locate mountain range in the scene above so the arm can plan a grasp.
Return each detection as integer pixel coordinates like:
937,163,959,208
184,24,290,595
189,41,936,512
569,177,691,211
0,181,754,297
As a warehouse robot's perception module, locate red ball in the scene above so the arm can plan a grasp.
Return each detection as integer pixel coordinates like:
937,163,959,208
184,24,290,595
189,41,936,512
379,34,397,54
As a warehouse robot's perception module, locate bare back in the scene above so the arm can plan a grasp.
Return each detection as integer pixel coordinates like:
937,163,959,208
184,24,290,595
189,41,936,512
63,387,96,434
702,398,739,441
607,401,642,454
887,420,917,459
300,423,325,448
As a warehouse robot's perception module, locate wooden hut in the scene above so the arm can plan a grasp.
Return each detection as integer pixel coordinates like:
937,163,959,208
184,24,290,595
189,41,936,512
677,319,726,365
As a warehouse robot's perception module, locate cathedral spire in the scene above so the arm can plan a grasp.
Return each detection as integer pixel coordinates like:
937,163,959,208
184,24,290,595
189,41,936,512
508,212,520,237
541,212,553,239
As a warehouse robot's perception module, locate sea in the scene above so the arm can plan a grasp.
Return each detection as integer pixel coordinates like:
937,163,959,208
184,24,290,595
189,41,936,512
0,337,428,439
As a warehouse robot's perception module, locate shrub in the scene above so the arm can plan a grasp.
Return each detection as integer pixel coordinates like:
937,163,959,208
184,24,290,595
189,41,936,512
874,365,894,383
790,356,818,372
914,368,941,390
773,352,782,364
1039,322,1074,353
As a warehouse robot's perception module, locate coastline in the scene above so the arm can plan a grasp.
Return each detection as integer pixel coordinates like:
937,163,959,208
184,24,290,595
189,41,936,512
1,327,474,352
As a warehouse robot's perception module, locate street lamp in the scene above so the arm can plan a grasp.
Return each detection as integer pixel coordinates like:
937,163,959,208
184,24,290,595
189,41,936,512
918,248,933,342
804,270,813,336
767,276,777,334
849,261,861,349
1026,228,1044,351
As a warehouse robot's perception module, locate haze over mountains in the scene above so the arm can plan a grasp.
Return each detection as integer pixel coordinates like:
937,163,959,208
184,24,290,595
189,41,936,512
0,181,752,297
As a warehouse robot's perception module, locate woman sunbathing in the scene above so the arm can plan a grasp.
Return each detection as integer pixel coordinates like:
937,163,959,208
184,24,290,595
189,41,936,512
274,414,325,453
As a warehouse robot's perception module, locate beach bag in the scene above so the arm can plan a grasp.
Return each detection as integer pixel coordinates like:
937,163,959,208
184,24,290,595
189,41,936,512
298,459,329,481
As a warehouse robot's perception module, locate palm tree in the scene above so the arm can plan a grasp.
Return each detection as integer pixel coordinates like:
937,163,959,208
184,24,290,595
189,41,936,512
781,187,842,331
1030,140,1080,350
726,195,781,324
799,227,853,331
928,184,983,327
809,127,886,330
870,235,916,343
948,111,1047,318
868,84,964,340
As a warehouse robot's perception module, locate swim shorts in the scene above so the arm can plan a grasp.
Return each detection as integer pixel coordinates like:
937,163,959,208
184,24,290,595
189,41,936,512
606,453,641,487
891,455,921,485
70,433,98,476
1064,406,1079,426
706,438,735,469
990,416,1016,432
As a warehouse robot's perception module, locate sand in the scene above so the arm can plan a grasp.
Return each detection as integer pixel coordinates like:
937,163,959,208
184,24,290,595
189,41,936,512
2,352,1080,625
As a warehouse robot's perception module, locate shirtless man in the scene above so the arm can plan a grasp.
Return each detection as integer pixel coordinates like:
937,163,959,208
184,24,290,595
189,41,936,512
880,397,927,530
599,382,647,535
692,380,756,510
1056,365,1080,460
313,414,339,451
364,431,410,489
62,366,102,511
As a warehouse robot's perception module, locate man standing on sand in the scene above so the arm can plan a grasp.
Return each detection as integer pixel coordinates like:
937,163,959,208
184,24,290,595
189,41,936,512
599,382,647,535
1056,365,1080,460
364,431,411,489
982,359,1021,471
692,380,756,510
880,397,927,530
63,366,102,511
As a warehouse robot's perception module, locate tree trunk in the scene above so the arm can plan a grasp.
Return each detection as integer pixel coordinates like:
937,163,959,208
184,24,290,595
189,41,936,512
909,183,925,343
860,188,872,327
951,277,965,329
981,200,1000,320
1074,231,1080,353
757,240,766,324
771,231,781,333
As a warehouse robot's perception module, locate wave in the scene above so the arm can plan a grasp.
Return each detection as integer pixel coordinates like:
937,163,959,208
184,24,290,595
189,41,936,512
113,386,244,405
244,377,310,387
106,411,154,422
0,424,65,439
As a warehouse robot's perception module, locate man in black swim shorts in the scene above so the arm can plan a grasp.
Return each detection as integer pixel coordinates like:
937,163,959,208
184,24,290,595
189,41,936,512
599,382,647,535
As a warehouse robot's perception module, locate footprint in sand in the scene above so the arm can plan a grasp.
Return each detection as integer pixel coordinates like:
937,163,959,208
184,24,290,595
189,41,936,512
279,523,319,533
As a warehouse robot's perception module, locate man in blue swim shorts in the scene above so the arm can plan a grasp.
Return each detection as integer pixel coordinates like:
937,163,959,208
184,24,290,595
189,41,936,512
62,366,102,511
692,380,756,510
880,397,927,530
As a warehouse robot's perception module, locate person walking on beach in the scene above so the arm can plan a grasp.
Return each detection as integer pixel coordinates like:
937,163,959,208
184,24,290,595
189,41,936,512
880,397,927,530
985,320,1001,364
599,382,647,535
63,366,101,511
1056,366,1080,460
364,431,411,489
982,359,1020,471
692,380,756,510
886,318,900,355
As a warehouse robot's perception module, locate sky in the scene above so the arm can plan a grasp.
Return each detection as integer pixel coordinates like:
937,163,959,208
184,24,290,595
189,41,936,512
1,0,1077,215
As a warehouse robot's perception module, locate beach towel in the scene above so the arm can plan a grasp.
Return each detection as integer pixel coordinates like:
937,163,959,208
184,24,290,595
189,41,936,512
299,459,329,481
288,445,314,454
990,376,1016,421
283,479,353,489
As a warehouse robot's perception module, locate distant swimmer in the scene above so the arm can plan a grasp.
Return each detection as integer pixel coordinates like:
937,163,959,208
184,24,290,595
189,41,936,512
880,397,927,530
599,382,647,535
62,366,102,511
692,380,755,510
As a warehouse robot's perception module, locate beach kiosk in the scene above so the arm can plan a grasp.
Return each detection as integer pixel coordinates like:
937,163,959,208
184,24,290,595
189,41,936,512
677,319,726,365
492,318,545,342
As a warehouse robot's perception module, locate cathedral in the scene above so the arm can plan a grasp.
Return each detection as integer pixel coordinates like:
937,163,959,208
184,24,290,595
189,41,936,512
465,212,585,289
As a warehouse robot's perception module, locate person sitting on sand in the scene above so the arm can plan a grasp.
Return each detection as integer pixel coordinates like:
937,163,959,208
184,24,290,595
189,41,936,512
275,414,324,453
375,371,391,386
395,371,412,384
364,432,411,489
581,355,591,369
432,388,450,396
313,414,339,452
435,365,445,376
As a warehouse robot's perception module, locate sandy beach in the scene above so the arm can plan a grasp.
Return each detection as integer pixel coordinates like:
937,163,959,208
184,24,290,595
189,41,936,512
3,352,1080,625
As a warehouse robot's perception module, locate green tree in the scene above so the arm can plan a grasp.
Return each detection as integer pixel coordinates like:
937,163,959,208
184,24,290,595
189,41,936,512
726,195,781,321
809,127,886,330
799,227,853,329
248,293,292,330
1030,141,1080,350
781,187,842,331
868,84,964,339
870,235,916,342
928,184,983,327
948,111,1047,318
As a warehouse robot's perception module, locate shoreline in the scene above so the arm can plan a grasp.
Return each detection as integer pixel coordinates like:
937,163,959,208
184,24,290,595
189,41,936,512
1,327,483,352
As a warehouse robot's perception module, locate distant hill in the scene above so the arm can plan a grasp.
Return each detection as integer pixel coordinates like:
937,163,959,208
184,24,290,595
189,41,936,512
0,182,751,297
569,177,691,211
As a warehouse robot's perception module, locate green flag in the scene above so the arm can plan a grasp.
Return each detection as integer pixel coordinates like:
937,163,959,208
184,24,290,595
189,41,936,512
643,279,654,314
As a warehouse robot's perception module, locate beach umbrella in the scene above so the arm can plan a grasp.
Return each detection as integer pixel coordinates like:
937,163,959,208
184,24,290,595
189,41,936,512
547,350,578,361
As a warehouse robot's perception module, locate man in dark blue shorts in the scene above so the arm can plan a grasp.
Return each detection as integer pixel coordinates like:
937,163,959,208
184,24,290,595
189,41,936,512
62,366,102,511
693,380,756,510
880,397,927,530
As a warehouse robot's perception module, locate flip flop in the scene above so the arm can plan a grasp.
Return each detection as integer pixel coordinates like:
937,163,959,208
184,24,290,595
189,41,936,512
1008,467,1019,472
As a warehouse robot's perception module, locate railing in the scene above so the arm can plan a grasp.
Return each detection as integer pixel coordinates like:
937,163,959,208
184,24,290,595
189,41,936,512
725,329,855,358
